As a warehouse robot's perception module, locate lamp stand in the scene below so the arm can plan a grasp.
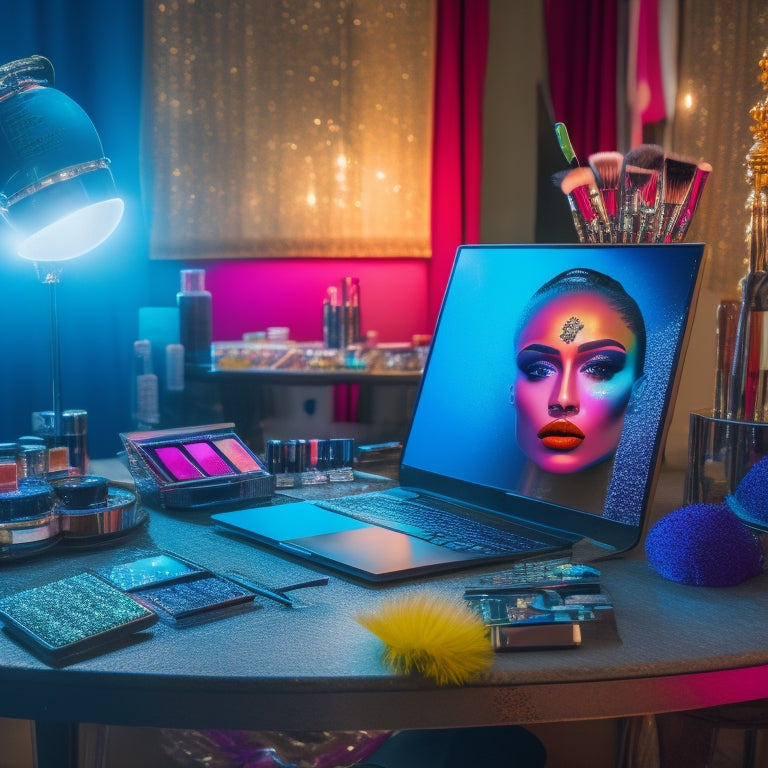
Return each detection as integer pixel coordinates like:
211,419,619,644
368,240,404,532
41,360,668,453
36,264,64,445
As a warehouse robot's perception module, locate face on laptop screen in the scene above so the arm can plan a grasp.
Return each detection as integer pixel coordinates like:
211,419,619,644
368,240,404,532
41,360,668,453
402,244,703,530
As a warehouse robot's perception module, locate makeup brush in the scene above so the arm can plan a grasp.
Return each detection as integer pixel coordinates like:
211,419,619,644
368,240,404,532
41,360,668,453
669,161,713,242
552,168,588,242
656,154,699,243
618,144,664,242
554,122,579,168
560,166,611,243
588,151,624,240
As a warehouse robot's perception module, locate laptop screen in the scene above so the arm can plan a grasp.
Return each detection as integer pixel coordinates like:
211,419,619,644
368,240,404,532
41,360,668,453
401,244,704,551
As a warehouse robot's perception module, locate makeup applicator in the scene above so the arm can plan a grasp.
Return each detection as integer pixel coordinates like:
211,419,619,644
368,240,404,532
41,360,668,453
645,503,762,586
560,167,611,243
588,151,624,240
657,154,699,242
619,144,664,242
669,161,713,242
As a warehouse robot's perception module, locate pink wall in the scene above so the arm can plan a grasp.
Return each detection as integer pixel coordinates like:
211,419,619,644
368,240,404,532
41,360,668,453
205,258,434,344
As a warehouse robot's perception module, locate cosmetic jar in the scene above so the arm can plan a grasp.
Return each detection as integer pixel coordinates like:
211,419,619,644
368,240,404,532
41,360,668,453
0,477,60,560
52,475,145,542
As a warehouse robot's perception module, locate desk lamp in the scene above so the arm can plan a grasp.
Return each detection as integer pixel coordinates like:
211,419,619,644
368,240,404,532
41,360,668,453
0,55,124,447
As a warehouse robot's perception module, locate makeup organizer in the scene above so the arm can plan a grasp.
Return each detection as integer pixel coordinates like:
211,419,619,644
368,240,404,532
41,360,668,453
685,49,768,511
0,436,144,561
120,423,274,510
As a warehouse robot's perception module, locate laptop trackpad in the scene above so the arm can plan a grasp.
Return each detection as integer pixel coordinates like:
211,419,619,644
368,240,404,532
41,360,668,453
285,526,477,576
212,501,370,540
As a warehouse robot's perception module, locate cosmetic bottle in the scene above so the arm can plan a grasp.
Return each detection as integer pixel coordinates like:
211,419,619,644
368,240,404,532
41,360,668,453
132,340,160,429
341,276,361,347
178,268,213,366
61,410,88,476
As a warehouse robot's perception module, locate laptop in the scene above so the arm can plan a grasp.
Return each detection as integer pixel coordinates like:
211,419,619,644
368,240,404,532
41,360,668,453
213,243,704,582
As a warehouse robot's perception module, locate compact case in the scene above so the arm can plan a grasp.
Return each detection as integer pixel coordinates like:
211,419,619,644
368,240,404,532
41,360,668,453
0,572,158,666
91,550,258,627
120,423,275,510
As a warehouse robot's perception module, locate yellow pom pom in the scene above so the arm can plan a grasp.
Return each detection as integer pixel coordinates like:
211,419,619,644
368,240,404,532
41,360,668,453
356,590,493,686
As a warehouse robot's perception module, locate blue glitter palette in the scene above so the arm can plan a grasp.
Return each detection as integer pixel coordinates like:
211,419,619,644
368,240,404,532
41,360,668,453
0,572,158,666
93,552,206,592
132,574,256,626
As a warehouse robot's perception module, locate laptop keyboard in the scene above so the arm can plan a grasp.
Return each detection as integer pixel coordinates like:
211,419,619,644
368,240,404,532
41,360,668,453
316,493,551,555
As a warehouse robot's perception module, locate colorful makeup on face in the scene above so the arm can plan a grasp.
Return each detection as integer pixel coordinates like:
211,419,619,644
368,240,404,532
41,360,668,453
513,293,640,474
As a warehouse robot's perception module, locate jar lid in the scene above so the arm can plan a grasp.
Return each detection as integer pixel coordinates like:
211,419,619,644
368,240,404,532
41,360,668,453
0,478,55,522
52,475,109,510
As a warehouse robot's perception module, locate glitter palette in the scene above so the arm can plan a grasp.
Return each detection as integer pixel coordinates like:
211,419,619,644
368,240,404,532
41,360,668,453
93,552,206,592
133,575,255,624
0,572,158,666
93,550,258,627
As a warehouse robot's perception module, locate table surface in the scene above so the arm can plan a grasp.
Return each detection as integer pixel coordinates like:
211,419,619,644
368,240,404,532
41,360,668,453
2,466,768,734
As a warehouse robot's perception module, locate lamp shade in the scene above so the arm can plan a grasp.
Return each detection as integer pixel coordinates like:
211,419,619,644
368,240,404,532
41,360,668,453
0,55,123,261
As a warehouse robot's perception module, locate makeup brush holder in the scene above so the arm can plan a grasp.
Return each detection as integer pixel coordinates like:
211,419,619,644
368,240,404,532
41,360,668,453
684,410,768,505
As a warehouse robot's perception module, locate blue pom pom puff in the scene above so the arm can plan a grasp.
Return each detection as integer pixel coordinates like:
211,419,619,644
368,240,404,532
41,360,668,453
645,502,762,586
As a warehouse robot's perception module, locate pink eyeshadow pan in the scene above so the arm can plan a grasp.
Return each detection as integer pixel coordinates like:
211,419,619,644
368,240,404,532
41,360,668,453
185,441,235,476
154,446,204,481
213,438,261,472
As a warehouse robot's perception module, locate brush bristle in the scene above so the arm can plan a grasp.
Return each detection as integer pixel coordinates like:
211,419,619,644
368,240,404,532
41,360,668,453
356,590,493,686
560,166,598,196
589,151,623,189
623,164,654,190
663,154,698,205
623,143,664,171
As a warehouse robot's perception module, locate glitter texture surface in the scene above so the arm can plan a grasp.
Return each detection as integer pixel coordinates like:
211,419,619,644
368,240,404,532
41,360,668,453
145,1,434,259
0,572,156,652
136,575,254,619
94,553,204,592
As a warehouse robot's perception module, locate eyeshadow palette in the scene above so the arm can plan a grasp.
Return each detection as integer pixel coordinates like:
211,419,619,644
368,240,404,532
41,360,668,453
92,550,258,627
120,423,275,510
133,575,255,626
0,572,158,666
93,551,206,591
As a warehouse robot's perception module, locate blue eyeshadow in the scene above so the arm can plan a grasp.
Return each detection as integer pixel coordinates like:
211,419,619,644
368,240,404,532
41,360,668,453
94,553,204,591
136,575,254,620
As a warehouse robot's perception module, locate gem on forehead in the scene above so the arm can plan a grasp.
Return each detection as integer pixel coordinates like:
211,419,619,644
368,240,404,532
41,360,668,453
560,316,584,344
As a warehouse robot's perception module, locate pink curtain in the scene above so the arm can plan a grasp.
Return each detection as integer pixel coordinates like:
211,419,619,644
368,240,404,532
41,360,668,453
428,0,489,327
543,0,619,161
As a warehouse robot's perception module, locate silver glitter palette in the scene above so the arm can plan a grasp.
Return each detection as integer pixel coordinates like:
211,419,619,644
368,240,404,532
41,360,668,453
0,572,158,666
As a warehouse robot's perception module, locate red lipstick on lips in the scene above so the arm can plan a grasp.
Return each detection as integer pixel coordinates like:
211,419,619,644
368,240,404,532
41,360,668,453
537,419,585,451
